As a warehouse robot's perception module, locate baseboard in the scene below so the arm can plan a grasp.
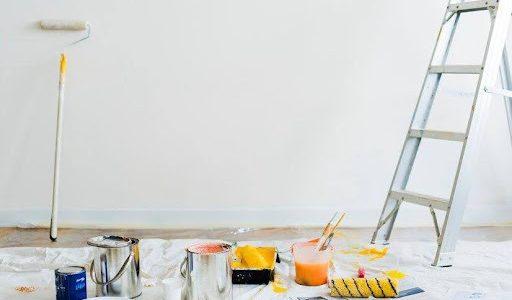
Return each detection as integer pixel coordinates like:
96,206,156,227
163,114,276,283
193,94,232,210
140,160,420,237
0,206,510,229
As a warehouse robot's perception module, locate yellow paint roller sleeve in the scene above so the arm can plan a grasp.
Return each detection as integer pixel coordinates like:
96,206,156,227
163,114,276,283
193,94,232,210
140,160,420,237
330,278,398,298
60,53,67,78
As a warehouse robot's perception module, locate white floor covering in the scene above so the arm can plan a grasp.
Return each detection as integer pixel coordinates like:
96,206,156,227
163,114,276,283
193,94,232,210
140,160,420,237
0,237,511,299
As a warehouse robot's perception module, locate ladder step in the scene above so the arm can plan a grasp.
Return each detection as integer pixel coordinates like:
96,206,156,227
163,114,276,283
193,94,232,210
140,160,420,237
429,65,483,74
390,190,450,211
484,86,512,98
448,0,498,13
409,129,467,142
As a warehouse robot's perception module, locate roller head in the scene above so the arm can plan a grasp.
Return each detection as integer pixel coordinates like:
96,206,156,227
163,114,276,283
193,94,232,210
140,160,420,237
40,19,88,31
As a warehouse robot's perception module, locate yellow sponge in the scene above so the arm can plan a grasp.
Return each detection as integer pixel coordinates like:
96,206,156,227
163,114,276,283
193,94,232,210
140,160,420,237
330,278,398,298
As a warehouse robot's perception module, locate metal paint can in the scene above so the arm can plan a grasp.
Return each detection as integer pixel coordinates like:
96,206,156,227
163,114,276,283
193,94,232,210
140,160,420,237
55,266,87,300
87,235,142,299
180,242,233,300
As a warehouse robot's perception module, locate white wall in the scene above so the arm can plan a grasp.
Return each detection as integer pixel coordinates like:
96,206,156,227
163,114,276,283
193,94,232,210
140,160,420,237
1,0,511,228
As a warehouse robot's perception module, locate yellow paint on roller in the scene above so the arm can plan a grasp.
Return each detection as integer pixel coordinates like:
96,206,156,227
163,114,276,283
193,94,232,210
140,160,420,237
330,277,398,298
60,54,67,78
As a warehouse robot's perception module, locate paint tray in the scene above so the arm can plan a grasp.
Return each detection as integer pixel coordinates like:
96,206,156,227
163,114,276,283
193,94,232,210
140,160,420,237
231,246,279,284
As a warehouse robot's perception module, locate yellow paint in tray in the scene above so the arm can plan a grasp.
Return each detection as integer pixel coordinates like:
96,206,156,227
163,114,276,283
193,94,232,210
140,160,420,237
232,245,275,269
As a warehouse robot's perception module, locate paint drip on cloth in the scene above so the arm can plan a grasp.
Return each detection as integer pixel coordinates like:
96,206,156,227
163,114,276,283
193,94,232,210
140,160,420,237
271,274,288,294
383,269,407,280
341,247,389,261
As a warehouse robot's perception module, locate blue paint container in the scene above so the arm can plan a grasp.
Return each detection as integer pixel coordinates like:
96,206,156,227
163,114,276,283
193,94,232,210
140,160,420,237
55,266,87,300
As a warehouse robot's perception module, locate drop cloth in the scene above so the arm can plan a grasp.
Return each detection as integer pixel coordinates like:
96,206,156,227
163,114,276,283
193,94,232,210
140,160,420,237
0,238,511,299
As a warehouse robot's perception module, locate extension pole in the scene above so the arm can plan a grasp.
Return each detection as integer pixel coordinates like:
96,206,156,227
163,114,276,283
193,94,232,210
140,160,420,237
50,54,67,241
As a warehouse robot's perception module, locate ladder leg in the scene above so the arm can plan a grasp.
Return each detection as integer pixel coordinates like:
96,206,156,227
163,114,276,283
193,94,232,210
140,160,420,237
433,1,512,267
372,3,460,245
506,94,512,146
433,98,491,266
499,47,512,146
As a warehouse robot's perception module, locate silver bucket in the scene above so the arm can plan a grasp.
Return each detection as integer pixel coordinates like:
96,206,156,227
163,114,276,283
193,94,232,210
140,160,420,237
180,242,233,300
88,235,142,299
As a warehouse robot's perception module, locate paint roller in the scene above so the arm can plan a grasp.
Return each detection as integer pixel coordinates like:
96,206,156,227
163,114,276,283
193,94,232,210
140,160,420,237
40,19,91,45
40,19,89,31
330,278,399,298
42,19,89,241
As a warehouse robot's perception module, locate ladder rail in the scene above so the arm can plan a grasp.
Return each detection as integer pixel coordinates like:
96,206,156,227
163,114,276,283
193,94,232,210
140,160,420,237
434,1,512,266
499,47,512,147
372,0,461,244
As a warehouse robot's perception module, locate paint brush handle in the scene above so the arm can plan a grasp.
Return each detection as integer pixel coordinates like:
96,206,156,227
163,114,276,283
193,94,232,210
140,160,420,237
315,212,345,251
320,232,335,251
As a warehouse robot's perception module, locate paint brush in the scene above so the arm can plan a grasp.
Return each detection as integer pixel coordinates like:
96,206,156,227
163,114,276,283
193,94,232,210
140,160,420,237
315,212,345,251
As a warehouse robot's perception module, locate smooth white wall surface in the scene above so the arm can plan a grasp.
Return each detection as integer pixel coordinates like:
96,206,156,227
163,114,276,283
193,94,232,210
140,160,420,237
1,0,511,228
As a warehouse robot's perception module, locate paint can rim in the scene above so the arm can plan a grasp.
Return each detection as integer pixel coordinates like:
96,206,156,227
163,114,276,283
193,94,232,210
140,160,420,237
55,266,86,275
87,235,138,248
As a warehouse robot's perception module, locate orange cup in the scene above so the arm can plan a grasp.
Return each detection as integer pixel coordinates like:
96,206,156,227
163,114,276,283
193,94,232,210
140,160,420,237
292,241,333,286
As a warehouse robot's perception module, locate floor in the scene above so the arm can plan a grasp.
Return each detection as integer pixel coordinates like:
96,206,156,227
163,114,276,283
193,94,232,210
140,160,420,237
1,226,511,248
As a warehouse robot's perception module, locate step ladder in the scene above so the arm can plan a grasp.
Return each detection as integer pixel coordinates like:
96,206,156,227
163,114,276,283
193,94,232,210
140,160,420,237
372,0,512,267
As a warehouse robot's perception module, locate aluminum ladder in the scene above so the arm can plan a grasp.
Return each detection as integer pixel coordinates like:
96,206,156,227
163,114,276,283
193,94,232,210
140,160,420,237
372,0,512,267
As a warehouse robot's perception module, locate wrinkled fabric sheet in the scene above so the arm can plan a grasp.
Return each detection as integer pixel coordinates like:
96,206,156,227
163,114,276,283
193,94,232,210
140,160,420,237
0,239,511,299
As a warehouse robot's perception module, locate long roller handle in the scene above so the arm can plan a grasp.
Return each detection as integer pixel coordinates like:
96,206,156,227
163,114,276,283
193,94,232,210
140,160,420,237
50,54,67,241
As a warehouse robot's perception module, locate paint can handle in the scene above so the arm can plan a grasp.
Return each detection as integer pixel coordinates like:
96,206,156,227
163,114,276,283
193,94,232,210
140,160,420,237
90,251,134,286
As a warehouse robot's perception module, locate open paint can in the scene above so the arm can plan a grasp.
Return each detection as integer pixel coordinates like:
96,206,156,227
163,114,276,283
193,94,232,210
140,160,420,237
180,242,233,300
55,266,87,300
87,235,142,299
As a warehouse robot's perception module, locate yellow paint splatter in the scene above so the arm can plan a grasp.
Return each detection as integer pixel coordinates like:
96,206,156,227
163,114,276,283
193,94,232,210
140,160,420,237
341,247,388,261
359,247,388,261
271,274,288,294
383,270,407,280
272,283,288,293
